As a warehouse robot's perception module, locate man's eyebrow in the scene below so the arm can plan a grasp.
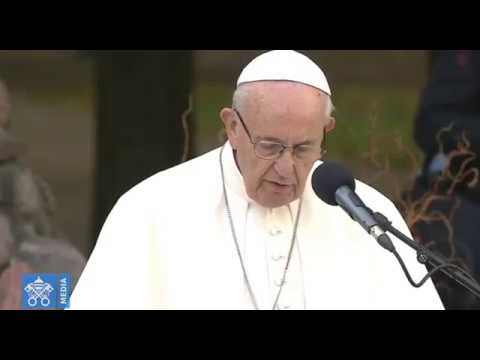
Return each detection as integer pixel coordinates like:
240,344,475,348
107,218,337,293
256,135,316,146
258,136,284,142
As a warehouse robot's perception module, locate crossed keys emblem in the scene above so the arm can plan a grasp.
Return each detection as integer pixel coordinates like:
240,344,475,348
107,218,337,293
24,276,55,307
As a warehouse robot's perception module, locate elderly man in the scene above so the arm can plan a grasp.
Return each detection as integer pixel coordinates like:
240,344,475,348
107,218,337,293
71,50,443,310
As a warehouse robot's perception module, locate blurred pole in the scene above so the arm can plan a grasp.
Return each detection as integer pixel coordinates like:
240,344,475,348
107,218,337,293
427,50,437,73
91,50,194,254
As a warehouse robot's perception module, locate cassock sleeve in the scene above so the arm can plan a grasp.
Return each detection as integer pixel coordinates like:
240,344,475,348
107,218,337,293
357,181,445,309
69,191,160,310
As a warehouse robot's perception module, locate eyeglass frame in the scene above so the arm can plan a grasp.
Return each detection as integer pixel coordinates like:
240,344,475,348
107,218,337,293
232,108,327,161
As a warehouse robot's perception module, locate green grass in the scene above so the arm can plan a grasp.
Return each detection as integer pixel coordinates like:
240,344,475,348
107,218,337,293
328,84,423,169
194,81,234,137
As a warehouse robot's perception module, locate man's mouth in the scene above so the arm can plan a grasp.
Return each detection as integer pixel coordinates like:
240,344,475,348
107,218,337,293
265,180,295,190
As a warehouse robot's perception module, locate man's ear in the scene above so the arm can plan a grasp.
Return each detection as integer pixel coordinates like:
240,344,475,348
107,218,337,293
325,117,336,133
220,107,240,149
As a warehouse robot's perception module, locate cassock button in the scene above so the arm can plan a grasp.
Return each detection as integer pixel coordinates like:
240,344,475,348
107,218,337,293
271,255,285,262
269,228,282,236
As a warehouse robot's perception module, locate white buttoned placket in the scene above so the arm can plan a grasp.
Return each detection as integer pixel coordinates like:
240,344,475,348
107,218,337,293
221,142,306,310
244,201,306,310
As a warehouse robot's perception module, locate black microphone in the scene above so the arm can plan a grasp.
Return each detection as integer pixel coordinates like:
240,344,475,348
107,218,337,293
311,162,480,297
311,161,395,252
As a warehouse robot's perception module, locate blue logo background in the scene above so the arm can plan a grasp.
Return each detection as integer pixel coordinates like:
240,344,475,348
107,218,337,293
22,273,71,310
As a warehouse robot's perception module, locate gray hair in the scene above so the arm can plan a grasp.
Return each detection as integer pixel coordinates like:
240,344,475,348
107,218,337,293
232,83,335,118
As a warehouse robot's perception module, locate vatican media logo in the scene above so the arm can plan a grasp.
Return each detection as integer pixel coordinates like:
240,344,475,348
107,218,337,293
22,273,72,310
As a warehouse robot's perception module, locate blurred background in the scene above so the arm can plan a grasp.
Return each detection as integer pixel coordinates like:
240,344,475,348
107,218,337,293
0,50,429,258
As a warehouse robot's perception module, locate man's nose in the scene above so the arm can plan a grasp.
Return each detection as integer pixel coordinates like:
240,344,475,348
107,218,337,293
273,149,295,178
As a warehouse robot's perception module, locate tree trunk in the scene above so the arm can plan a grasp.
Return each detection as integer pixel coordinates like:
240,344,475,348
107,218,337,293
92,50,193,253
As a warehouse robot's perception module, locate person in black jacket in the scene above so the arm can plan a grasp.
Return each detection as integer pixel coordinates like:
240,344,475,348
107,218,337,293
411,50,480,309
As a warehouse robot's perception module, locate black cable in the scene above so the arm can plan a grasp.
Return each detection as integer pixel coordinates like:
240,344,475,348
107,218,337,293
391,248,474,288
372,211,480,298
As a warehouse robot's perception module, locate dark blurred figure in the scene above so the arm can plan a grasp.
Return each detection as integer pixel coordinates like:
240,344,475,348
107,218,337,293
0,79,85,309
410,50,480,309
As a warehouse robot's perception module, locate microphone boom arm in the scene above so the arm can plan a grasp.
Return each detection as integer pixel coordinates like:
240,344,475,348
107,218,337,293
373,212,480,300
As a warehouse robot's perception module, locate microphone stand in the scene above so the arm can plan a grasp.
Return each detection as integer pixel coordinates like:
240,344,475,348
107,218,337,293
373,212,480,300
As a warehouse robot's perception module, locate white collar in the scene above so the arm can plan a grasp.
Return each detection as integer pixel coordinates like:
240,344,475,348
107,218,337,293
221,141,255,204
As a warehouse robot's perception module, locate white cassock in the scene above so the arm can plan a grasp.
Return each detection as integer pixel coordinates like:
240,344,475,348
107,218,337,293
70,142,444,310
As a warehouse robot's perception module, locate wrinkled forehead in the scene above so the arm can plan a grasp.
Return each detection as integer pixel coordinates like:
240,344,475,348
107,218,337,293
238,82,330,144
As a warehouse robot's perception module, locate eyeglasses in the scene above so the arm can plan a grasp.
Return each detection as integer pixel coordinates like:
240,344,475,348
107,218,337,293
232,108,327,161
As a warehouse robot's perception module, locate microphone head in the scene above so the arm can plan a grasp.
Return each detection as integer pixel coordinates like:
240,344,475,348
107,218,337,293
311,161,356,206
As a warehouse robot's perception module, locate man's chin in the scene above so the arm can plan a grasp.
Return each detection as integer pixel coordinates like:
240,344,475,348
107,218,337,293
256,193,297,209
